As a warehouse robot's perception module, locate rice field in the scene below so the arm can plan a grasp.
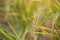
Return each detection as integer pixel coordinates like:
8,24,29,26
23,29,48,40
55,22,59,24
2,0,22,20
0,0,60,40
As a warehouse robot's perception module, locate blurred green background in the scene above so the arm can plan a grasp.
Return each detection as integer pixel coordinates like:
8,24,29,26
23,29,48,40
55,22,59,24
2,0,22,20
0,0,60,40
